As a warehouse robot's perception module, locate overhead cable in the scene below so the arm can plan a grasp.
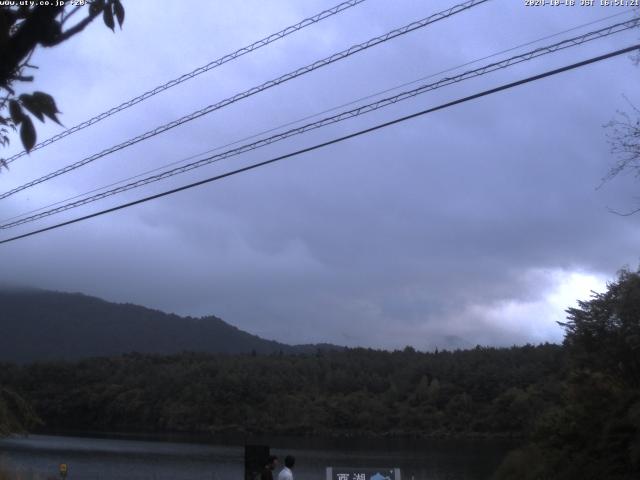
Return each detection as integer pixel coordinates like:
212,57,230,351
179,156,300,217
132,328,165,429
0,0,490,200
3,17,637,230
2,0,368,165
5,8,631,225
1,43,637,245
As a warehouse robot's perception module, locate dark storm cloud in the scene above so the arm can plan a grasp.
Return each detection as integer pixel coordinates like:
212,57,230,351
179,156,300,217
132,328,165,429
1,0,639,349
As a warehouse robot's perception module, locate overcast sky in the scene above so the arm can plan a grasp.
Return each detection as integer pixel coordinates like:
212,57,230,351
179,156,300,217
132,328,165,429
1,0,639,350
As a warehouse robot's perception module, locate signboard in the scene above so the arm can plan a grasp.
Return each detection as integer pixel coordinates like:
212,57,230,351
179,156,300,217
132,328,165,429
244,445,270,480
326,467,401,480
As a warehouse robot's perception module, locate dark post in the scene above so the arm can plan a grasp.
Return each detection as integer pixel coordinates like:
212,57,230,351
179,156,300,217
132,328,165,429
244,445,270,480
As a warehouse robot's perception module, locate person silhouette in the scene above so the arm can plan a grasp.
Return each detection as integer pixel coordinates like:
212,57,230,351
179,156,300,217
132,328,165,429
277,455,295,480
260,455,278,480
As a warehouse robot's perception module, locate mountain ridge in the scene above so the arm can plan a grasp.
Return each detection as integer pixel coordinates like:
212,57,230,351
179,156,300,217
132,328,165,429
0,288,341,363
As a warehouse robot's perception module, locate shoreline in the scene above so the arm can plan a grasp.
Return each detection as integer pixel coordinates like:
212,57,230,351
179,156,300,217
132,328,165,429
20,429,523,450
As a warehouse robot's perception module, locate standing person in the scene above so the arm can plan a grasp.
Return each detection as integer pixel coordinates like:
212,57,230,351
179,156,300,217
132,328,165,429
261,455,279,480
277,455,295,480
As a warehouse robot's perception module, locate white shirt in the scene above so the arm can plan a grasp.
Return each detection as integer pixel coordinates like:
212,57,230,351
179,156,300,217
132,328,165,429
277,466,293,480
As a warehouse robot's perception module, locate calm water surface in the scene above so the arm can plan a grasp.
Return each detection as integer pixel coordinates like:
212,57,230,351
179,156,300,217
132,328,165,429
0,434,513,480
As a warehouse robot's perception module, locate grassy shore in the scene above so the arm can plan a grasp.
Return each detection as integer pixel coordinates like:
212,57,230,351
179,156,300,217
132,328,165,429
0,459,45,480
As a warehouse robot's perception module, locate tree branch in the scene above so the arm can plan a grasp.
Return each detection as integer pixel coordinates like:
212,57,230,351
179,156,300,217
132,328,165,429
0,6,63,87
61,5,83,26
606,205,640,217
53,7,103,45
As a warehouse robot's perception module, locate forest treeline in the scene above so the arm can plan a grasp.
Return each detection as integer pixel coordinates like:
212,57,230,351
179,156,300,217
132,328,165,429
494,268,640,480
0,344,565,438
1,268,639,479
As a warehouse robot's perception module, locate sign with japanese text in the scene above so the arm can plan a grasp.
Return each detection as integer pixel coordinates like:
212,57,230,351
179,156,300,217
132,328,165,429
326,467,400,480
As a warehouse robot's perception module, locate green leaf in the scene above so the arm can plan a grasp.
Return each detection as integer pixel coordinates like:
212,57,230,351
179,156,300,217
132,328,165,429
20,116,36,152
0,10,10,49
114,0,125,28
19,94,45,122
17,5,29,18
9,100,24,124
103,5,115,31
89,2,101,16
31,91,62,125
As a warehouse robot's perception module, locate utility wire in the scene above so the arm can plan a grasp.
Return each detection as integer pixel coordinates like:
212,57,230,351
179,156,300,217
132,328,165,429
1,43,637,246
2,17,638,230
0,0,489,200
3,9,633,225
2,0,368,166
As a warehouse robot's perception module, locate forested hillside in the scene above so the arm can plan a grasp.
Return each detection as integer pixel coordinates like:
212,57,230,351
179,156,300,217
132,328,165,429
494,269,640,480
0,288,337,362
0,344,564,437
2,270,639,479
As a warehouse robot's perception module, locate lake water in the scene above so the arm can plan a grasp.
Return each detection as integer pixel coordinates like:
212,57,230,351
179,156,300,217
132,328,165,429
0,434,513,480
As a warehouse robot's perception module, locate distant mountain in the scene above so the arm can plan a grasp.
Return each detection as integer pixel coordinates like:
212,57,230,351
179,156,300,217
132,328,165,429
0,288,340,363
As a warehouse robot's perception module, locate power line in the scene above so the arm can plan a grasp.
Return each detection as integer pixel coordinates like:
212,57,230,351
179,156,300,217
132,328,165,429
2,0,368,166
6,9,632,226
0,0,490,200
3,17,638,230
4,9,633,226
1,43,637,246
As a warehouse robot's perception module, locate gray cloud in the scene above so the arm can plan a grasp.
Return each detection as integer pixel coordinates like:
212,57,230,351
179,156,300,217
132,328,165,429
1,0,639,349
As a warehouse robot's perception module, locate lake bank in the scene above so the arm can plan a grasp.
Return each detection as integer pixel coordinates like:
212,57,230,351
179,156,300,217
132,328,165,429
0,433,514,480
